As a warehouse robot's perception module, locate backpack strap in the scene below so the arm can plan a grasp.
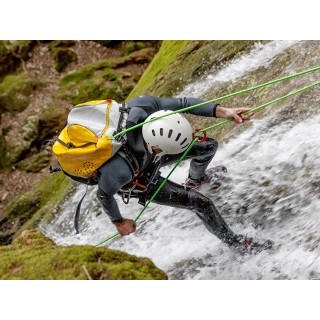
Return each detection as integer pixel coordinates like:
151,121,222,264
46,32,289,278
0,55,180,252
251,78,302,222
118,144,139,177
116,102,130,133
74,184,89,234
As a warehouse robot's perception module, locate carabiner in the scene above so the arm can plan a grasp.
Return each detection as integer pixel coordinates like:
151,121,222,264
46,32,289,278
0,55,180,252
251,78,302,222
192,128,207,142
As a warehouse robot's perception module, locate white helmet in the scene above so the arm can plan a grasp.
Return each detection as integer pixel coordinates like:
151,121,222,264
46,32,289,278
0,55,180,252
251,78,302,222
142,110,193,156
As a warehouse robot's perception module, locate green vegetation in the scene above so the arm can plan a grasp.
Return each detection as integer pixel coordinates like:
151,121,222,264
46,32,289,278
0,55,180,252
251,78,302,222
17,150,51,172
4,40,36,61
128,40,256,99
0,230,167,280
123,41,146,55
0,172,73,244
51,48,78,73
0,73,40,113
59,48,155,105
0,41,20,78
128,40,189,98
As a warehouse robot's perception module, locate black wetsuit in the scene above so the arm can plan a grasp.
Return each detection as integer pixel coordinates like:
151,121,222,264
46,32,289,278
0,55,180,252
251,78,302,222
97,96,239,245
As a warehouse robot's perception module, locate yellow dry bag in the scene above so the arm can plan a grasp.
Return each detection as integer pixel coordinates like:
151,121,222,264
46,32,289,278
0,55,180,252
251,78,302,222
52,99,125,178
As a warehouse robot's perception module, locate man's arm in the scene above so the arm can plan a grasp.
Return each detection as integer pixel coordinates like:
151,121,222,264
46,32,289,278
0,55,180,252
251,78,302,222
127,96,218,118
97,154,136,236
127,96,253,122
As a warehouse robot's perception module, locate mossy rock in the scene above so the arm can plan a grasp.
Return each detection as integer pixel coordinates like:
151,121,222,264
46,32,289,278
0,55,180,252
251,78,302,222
94,40,121,47
123,42,146,55
0,189,41,244
17,150,51,172
128,40,256,99
0,73,40,113
4,103,63,166
59,60,115,104
0,230,167,280
50,47,78,73
0,41,20,78
127,40,190,99
38,103,68,141
0,172,73,245
5,115,40,164
0,130,5,169
59,47,156,104
4,40,36,61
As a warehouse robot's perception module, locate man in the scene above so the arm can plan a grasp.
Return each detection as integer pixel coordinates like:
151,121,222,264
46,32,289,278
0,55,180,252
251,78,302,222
97,96,273,253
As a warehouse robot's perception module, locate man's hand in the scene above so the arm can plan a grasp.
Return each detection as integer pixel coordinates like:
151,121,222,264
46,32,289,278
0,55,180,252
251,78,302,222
114,218,136,236
216,106,254,124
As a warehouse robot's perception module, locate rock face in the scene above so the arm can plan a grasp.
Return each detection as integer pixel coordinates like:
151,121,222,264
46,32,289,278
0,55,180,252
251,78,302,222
0,230,167,280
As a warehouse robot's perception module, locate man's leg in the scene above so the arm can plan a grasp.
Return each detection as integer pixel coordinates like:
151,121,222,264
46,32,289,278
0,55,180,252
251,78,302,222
145,176,239,245
162,138,219,182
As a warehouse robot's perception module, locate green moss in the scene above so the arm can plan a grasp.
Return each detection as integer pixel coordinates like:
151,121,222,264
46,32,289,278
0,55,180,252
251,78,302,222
0,41,20,78
59,56,136,104
100,68,118,81
1,172,73,243
38,103,68,141
0,73,40,113
21,172,73,230
17,150,51,172
128,40,256,99
5,40,36,61
0,230,167,280
4,116,40,165
2,190,41,220
123,42,146,55
51,47,78,73
59,48,156,104
127,40,189,98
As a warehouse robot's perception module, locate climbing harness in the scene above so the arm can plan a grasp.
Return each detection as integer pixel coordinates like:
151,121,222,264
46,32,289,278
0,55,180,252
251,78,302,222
93,67,320,247
118,158,163,205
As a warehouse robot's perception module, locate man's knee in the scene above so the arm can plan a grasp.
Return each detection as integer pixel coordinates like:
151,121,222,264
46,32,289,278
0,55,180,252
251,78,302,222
188,189,213,211
206,138,218,156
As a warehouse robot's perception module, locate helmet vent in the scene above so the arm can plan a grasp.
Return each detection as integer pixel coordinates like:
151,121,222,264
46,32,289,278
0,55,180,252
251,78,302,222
181,144,189,149
175,133,181,141
160,128,163,136
180,137,187,145
152,129,156,136
168,129,173,138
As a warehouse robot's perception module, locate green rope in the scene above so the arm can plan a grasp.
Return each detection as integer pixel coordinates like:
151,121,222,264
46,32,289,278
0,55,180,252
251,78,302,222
95,79,320,247
114,65,320,139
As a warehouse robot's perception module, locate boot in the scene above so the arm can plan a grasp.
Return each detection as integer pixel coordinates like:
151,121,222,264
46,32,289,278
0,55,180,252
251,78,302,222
230,235,274,255
183,165,227,189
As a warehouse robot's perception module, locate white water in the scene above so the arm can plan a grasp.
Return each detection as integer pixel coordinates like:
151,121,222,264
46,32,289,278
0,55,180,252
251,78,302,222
178,40,299,97
41,40,320,279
